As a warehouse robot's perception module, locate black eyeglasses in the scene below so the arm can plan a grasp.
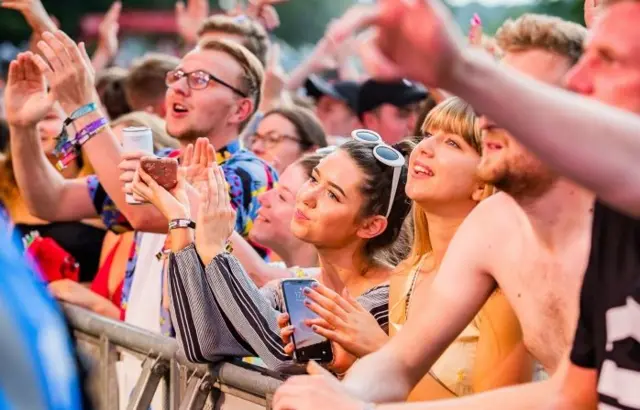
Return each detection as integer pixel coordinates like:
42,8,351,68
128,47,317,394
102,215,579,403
165,69,248,97
248,131,301,148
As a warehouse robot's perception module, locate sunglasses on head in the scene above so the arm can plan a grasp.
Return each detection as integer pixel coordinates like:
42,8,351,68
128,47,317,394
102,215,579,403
351,129,405,218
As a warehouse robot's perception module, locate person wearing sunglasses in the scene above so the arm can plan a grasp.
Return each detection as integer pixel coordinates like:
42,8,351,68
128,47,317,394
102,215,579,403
152,131,413,374
248,106,328,174
285,98,533,401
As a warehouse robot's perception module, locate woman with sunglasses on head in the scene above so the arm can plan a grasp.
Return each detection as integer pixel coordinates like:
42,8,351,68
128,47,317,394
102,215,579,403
248,106,328,175
295,98,533,399
225,151,325,288
133,133,412,374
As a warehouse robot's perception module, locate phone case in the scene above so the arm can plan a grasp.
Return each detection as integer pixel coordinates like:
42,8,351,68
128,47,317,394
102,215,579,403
140,157,179,190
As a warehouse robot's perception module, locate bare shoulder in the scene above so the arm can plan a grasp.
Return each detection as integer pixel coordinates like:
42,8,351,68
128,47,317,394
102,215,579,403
456,192,521,244
471,192,522,223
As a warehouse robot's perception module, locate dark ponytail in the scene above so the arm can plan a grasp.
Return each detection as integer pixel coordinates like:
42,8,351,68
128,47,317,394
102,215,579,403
339,139,414,261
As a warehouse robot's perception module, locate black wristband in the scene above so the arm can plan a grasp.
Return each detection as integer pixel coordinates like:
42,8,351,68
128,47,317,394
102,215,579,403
169,219,196,230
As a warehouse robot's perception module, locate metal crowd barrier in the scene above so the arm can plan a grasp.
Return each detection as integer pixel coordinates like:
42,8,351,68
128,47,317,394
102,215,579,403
63,303,284,410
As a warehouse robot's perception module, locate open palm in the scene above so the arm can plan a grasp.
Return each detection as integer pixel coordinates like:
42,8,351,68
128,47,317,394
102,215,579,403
4,53,53,128
181,138,216,188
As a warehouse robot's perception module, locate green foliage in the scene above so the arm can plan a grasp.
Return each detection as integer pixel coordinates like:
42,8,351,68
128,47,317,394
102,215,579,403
270,0,355,47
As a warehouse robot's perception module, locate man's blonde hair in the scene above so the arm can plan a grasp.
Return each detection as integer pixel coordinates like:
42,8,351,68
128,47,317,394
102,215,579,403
198,38,264,131
495,14,587,64
197,14,269,66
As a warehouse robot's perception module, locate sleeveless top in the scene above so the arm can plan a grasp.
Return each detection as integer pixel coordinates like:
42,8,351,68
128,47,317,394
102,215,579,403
389,257,479,398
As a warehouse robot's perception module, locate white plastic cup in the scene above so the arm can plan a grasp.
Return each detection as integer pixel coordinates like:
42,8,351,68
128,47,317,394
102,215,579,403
123,126,154,205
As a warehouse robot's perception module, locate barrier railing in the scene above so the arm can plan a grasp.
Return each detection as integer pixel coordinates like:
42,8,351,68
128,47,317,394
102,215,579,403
63,303,284,410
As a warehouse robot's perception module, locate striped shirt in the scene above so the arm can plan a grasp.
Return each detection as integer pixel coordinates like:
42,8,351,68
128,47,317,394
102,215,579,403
168,244,389,374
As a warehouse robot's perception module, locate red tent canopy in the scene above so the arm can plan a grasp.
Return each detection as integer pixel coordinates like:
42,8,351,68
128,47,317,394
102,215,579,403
81,10,223,37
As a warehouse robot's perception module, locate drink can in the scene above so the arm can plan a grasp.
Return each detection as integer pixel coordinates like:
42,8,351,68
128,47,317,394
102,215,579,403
123,127,154,204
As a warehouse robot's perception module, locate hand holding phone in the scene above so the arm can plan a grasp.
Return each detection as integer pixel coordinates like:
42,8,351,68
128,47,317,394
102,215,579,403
140,157,179,191
281,279,334,363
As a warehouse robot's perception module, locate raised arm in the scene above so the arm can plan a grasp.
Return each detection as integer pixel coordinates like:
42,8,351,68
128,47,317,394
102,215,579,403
5,53,98,221
371,356,596,410
346,0,640,216
30,30,171,232
340,200,500,403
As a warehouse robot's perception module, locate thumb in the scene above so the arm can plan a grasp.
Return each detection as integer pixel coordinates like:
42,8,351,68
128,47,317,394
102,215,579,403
78,42,92,68
306,360,334,378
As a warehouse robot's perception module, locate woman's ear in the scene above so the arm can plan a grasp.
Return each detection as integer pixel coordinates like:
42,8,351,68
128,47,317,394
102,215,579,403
356,215,388,241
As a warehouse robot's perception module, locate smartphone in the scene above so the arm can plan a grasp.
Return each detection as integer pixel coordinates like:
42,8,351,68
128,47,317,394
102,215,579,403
281,279,334,363
140,157,179,191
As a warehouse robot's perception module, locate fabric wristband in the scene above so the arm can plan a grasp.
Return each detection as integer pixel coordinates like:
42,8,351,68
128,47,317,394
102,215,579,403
63,102,97,127
169,219,196,230
73,117,109,146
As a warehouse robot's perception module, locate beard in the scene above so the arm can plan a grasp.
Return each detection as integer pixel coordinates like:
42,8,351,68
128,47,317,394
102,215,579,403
477,152,558,199
166,119,215,143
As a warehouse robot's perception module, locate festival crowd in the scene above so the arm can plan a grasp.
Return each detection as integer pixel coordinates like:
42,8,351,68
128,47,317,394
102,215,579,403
0,0,638,409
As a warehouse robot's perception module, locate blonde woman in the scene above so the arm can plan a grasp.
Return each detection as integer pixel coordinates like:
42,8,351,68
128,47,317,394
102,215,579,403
298,97,533,397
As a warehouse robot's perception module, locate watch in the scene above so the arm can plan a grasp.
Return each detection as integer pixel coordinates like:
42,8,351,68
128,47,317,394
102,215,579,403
169,218,196,230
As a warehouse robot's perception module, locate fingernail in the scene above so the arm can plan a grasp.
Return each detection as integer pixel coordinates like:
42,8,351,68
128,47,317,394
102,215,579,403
303,298,311,306
312,325,318,331
310,282,318,289
303,287,310,295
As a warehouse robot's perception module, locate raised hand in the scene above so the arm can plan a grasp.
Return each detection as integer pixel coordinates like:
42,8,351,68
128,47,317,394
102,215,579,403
259,43,289,112
337,0,466,88
176,0,209,45
131,163,191,221
1,0,57,33
304,283,388,358
181,137,215,187
3,52,54,128
194,164,236,265
92,1,121,71
245,0,288,31
30,30,96,116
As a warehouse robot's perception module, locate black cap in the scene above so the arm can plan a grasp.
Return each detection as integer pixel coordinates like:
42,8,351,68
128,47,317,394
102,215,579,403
304,75,360,113
356,79,427,120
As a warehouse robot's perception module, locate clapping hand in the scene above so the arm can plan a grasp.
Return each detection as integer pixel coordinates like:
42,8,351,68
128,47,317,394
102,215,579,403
182,137,215,187
30,30,96,116
3,52,54,129
194,163,236,265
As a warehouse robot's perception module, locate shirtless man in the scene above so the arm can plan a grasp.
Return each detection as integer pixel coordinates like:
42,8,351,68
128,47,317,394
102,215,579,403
273,12,590,404
273,1,640,410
